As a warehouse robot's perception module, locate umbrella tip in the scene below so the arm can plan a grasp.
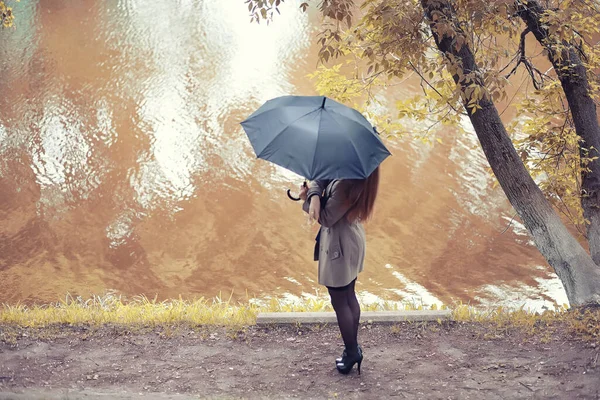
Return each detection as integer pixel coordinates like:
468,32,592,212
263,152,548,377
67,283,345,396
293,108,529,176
321,97,326,108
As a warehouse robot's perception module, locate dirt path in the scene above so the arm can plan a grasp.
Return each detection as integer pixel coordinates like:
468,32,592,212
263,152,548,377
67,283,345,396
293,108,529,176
0,322,599,399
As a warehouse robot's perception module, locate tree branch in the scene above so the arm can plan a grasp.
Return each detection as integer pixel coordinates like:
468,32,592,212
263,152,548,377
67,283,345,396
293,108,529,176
406,61,464,115
503,27,548,90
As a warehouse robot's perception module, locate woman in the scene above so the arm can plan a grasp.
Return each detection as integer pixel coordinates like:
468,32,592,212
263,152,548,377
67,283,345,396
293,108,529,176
299,167,380,375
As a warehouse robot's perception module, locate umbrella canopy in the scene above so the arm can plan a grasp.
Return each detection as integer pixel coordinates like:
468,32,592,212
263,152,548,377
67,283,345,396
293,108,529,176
240,95,391,181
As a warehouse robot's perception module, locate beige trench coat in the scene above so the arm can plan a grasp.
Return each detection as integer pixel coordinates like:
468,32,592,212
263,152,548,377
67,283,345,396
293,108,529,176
303,180,366,288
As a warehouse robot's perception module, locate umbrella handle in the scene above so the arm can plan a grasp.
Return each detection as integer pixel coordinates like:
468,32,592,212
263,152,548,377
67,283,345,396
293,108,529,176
287,189,301,201
287,181,308,202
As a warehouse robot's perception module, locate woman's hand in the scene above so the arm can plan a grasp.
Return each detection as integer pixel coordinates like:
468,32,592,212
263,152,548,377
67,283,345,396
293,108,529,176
299,184,308,201
308,195,321,222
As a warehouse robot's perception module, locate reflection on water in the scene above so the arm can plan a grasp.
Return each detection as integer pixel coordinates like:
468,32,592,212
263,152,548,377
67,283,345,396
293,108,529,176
0,0,564,309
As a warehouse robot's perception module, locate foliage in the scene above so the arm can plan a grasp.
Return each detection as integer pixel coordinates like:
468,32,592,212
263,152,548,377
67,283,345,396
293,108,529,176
0,0,17,28
245,0,355,29
248,0,600,231
306,63,364,106
510,80,591,231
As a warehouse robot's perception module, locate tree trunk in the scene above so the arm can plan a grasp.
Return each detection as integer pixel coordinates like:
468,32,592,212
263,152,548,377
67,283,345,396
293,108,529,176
517,0,600,266
420,0,600,306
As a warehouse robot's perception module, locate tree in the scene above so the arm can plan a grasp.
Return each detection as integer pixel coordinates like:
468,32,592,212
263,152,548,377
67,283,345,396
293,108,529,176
516,1,600,266
245,0,600,306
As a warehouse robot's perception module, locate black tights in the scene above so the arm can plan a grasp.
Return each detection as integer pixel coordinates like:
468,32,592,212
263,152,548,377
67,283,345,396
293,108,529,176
327,279,360,356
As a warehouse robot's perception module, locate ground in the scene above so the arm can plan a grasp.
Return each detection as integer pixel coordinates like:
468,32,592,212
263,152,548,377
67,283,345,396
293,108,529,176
0,322,599,399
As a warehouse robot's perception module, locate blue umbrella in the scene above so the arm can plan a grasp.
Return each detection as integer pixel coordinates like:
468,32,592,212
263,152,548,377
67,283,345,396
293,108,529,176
240,95,391,193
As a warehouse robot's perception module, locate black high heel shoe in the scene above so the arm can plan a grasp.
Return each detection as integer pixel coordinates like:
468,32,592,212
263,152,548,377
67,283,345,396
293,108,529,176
336,344,363,363
336,350,363,375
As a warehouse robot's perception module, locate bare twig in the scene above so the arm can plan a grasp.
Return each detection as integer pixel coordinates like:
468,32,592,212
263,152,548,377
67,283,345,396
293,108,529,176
406,61,463,115
504,28,549,90
500,213,519,235
504,28,531,79
519,381,535,392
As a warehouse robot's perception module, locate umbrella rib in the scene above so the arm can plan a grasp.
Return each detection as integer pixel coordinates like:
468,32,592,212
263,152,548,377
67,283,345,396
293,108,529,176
247,104,315,123
309,108,325,180
256,107,322,158
245,96,322,120
324,109,367,176
327,105,373,133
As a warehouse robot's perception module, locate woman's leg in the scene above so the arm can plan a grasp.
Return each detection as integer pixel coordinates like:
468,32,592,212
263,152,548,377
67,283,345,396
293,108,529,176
346,279,360,347
328,285,359,356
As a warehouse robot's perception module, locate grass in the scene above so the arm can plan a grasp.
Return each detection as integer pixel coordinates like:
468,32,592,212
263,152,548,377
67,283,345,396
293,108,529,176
0,292,260,328
0,291,441,328
0,292,598,343
451,302,600,342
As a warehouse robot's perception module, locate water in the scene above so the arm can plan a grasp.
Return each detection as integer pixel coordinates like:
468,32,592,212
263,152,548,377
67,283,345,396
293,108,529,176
0,0,568,310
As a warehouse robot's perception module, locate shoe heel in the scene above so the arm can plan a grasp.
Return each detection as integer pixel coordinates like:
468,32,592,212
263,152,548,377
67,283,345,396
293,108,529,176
357,360,362,375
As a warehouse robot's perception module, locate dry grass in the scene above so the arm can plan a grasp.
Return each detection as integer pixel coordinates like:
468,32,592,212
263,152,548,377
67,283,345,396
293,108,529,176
0,292,443,328
0,291,259,328
1,293,598,343
451,302,600,342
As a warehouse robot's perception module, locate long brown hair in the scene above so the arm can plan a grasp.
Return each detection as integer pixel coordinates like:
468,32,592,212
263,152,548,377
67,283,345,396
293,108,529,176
341,166,380,222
